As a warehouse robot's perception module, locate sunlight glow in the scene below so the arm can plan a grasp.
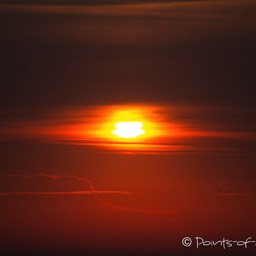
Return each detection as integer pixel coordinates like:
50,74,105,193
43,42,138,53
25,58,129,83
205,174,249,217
82,104,172,149
112,122,145,138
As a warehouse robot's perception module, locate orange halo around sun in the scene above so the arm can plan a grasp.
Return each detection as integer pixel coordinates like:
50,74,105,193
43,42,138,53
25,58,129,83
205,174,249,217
91,105,169,145
76,104,176,151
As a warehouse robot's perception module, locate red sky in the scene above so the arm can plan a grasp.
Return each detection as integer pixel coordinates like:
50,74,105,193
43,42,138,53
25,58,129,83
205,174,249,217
0,0,256,255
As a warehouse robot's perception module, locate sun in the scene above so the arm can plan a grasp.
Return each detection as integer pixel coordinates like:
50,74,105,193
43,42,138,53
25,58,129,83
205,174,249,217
112,121,145,138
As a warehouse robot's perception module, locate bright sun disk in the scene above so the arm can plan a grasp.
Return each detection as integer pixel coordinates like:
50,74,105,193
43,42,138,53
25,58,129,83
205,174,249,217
112,121,145,138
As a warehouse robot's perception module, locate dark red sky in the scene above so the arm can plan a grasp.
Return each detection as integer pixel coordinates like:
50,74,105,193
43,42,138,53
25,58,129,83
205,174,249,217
0,1,256,255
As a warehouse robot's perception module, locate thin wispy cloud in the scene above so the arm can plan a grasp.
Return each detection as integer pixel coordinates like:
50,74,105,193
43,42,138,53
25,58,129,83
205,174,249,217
0,104,255,154
0,173,175,218
0,173,130,195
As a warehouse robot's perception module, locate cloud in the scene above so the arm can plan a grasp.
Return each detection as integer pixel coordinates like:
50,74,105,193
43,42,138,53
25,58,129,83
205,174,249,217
0,173,130,194
0,172,175,219
0,104,255,154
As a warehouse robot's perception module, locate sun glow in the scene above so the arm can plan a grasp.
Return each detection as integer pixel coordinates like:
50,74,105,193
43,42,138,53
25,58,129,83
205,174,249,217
82,105,171,149
112,121,145,138
98,106,167,144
